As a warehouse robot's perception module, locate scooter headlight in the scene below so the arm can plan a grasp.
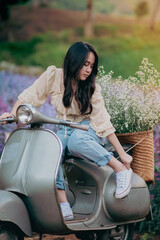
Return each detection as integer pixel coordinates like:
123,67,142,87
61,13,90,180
17,105,33,124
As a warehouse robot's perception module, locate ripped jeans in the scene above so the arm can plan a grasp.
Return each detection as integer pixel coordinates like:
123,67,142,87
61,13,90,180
56,119,113,190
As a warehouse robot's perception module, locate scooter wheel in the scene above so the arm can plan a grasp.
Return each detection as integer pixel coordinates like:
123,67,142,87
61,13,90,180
0,222,24,240
75,231,97,240
97,224,134,240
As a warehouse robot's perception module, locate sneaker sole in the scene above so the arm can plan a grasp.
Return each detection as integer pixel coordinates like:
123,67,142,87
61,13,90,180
115,169,133,199
64,215,74,221
115,182,131,199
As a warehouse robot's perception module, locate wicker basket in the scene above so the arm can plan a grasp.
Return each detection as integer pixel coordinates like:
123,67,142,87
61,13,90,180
116,130,154,183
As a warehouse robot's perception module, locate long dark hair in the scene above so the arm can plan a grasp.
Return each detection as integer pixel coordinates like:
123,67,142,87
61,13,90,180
62,41,98,115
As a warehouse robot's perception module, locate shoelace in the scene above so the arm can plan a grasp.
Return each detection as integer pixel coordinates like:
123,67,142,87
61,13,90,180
116,173,127,190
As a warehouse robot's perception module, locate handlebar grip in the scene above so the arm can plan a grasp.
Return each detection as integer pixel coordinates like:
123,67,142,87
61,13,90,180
0,117,16,124
70,123,89,131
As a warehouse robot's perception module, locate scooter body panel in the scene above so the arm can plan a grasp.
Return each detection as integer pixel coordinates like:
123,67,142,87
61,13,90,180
0,190,32,236
0,128,69,234
104,172,150,221
64,158,150,231
0,105,152,239
0,124,151,236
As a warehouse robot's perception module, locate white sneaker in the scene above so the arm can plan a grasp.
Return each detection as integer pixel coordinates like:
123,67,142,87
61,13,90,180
115,168,133,199
60,202,74,221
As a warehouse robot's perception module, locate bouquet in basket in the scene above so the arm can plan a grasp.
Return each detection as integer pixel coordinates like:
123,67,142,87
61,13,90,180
97,58,160,134
97,58,160,183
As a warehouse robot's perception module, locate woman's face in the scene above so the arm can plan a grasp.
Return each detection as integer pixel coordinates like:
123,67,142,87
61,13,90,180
79,52,95,81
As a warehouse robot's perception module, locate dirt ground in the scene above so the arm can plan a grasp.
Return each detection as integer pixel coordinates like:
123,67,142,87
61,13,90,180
25,234,77,240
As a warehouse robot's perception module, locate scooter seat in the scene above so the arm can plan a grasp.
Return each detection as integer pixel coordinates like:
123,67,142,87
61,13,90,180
104,143,133,158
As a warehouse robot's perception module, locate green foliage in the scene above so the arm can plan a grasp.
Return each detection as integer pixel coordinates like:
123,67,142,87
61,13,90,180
135,169,160,235
1,23,160,78
49,0,115,14
75,24,118,38
139,233,155,240
49,0,86,11
0,36,42,65
94,24,117,37
134,1,149,18
46,0,155,16
94,0,115,14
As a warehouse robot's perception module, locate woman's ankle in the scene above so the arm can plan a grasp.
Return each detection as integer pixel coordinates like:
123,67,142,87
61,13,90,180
115,164,127,173
107,157,127,173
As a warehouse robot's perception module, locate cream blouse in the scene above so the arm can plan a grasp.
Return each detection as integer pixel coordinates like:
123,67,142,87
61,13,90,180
18,66,115,137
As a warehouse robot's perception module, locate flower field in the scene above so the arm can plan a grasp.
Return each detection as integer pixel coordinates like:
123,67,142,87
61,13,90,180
0,62,160,163
0,67,56,154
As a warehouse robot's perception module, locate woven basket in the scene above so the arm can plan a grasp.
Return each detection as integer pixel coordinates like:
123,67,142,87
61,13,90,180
116,130,154,183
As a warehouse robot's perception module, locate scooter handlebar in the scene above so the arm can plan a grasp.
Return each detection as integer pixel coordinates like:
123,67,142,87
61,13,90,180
0,117,89,131
70,123,89,131
0,117,17,124
16,104,89,131
58,120,89,131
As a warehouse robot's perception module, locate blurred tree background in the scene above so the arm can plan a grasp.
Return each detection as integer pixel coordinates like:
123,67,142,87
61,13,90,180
0,0,160,78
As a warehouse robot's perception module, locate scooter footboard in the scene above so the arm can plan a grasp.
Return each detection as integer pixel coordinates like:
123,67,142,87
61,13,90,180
0,190,32,237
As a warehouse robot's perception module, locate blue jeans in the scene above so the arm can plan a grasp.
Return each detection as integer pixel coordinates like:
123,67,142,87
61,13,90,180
56,119,113,190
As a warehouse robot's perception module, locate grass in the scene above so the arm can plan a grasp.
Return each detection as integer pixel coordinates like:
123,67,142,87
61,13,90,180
0,22,160,78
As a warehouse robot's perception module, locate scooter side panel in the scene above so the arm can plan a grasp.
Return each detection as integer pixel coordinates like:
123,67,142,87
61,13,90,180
104,172,151,221
0,190,32,236
65,158,151,231
64,158,116,230
0,129,69,234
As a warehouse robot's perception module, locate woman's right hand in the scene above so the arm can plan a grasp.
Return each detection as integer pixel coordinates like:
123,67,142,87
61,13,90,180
0,112,13,125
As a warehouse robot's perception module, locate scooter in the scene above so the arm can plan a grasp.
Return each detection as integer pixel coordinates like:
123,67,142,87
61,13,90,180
0,104,152,240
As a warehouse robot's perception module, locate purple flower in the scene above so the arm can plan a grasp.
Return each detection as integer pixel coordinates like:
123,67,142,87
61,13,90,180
0,97,9,114
0,70,56,156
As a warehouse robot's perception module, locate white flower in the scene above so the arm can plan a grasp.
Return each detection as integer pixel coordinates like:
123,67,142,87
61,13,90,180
97,59,160,133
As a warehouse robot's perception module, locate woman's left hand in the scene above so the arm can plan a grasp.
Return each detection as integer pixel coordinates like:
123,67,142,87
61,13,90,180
106,133,133,169
120,152,133,169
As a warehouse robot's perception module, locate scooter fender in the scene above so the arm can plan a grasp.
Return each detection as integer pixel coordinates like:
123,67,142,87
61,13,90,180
104,172,151,221
0,190,32,237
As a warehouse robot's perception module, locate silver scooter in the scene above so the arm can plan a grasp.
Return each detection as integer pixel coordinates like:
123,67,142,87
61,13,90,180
0,104,152,240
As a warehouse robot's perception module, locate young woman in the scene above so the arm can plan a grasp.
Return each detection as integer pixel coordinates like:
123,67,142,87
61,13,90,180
0,41,133,221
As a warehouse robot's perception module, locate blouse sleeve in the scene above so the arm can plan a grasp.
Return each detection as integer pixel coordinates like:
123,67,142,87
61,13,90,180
18,66,56,108
90,83,115,137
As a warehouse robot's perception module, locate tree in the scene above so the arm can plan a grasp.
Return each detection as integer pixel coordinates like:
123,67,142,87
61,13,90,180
0,0,30,22
150,0,160,31
84,0,94,38
134,1,149,19
0,0,30,41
